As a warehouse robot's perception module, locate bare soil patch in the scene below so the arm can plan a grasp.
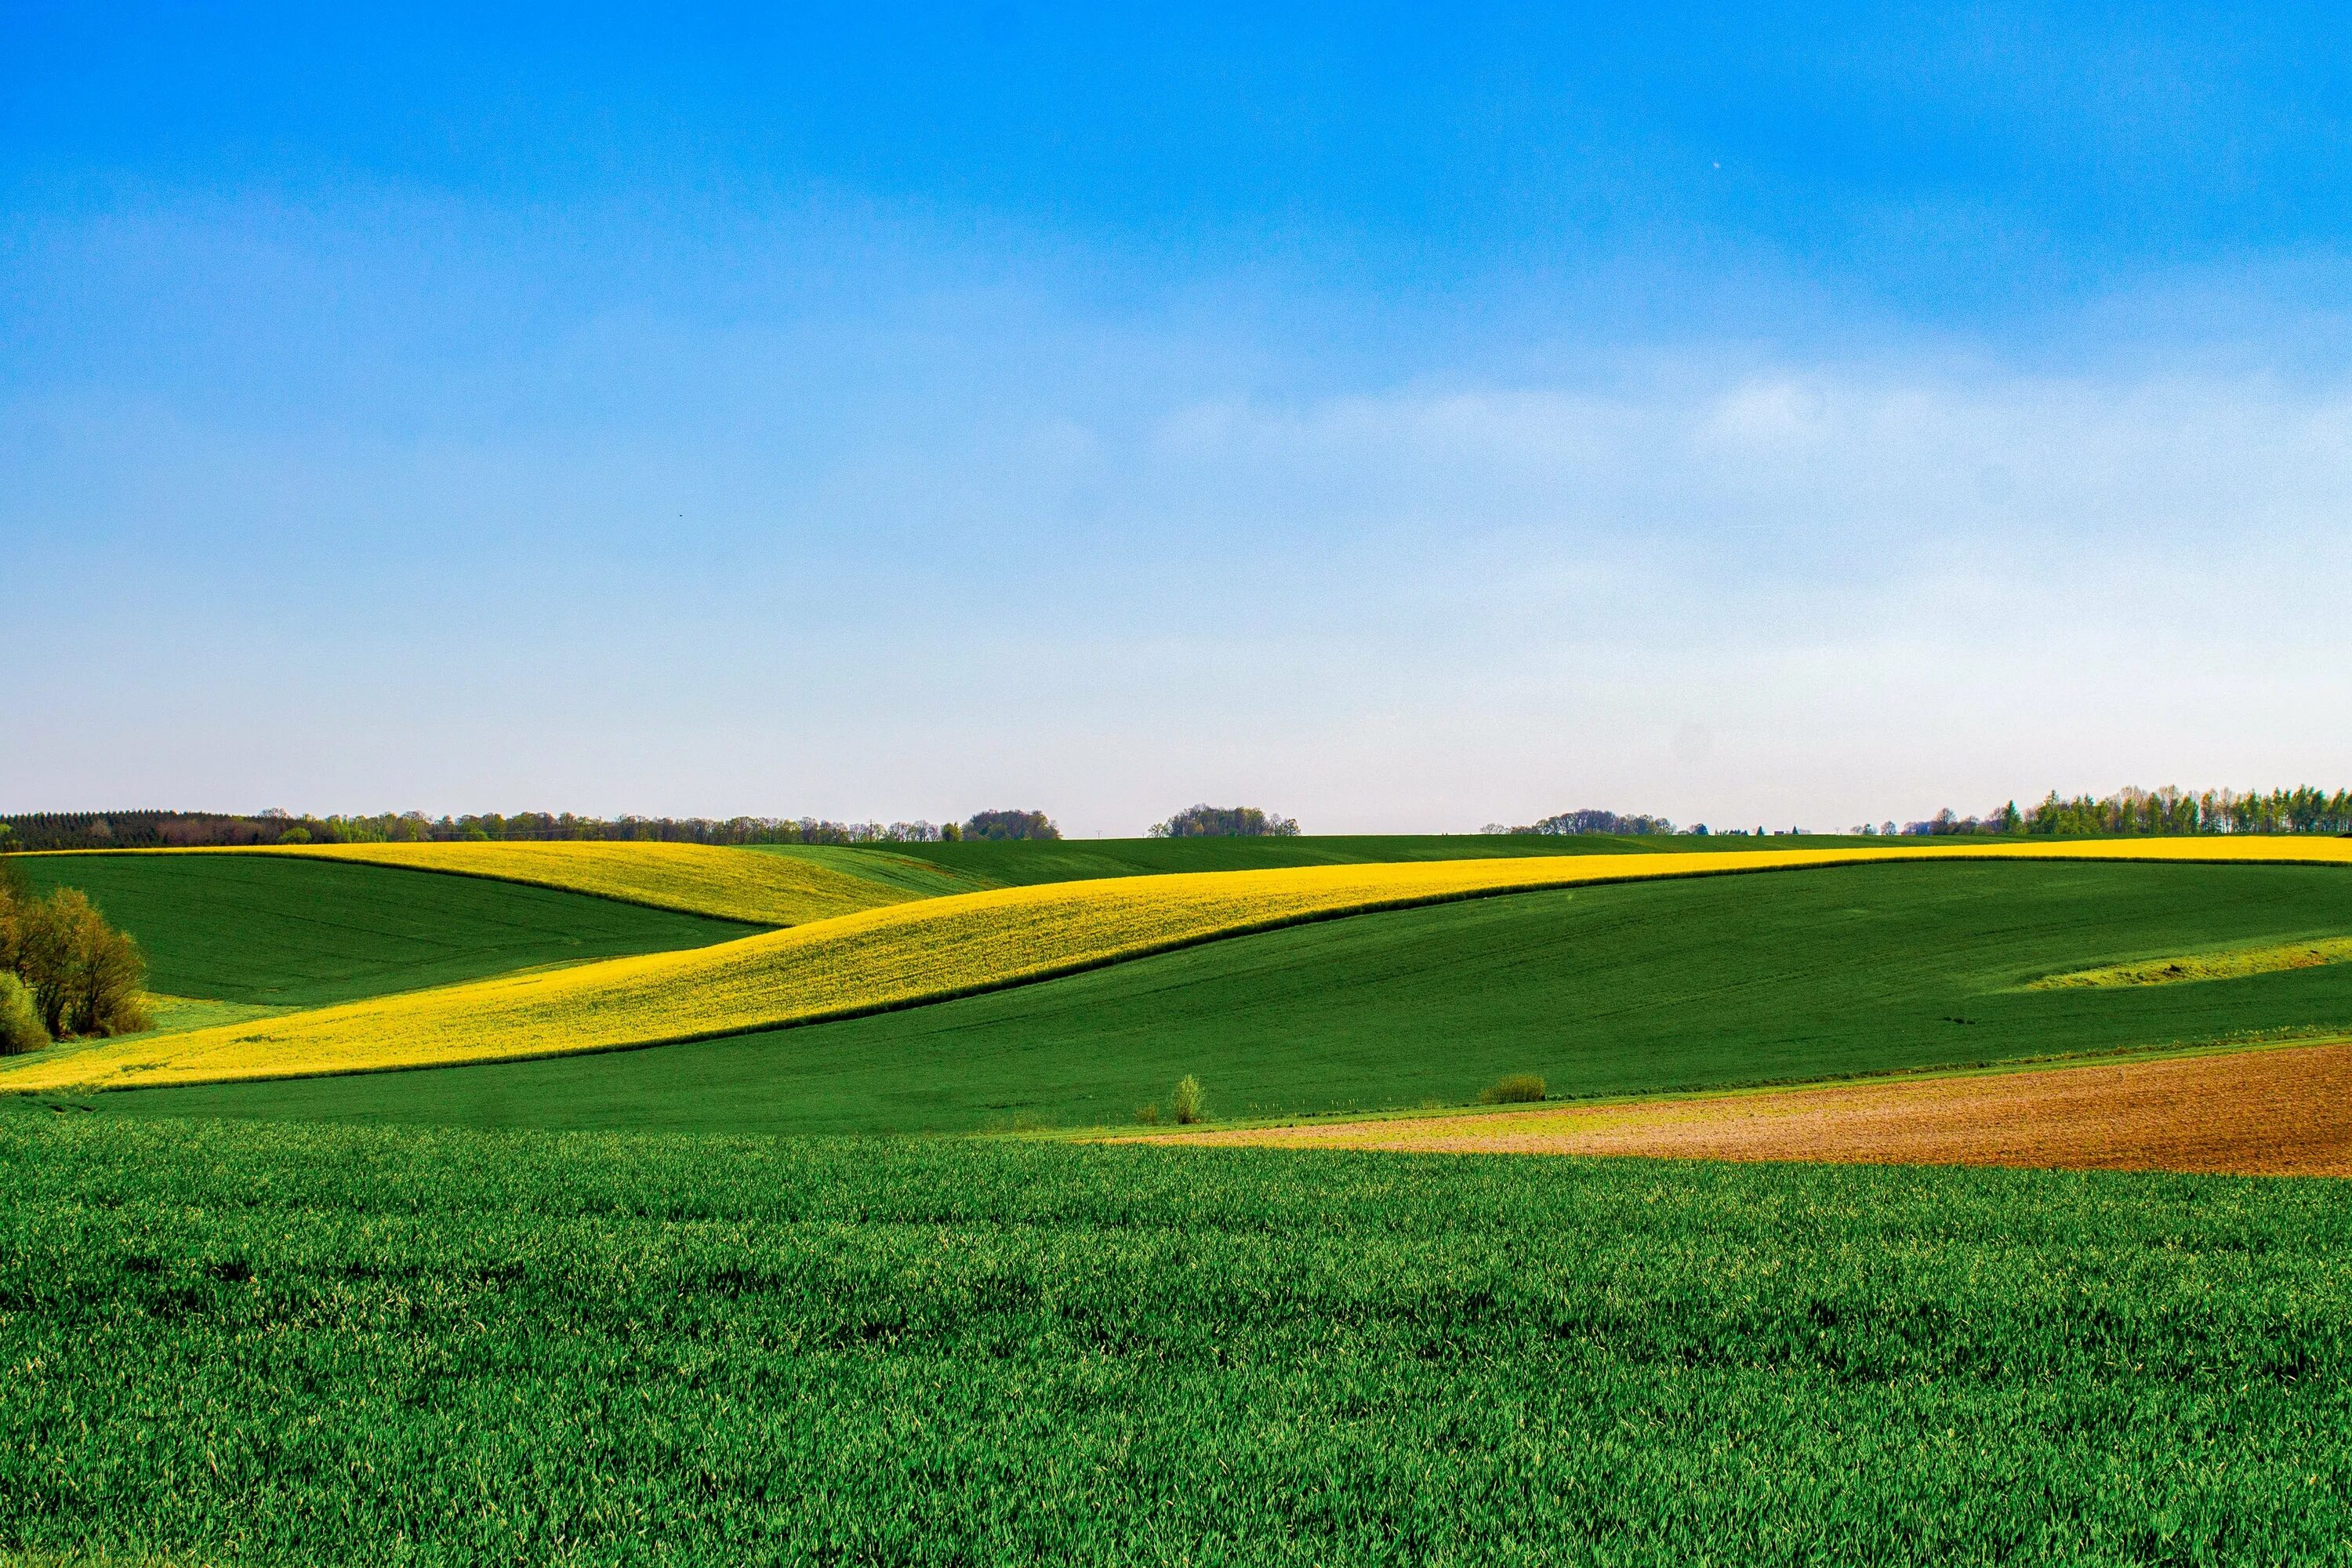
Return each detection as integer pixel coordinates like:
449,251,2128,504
1144,1041,2352,1176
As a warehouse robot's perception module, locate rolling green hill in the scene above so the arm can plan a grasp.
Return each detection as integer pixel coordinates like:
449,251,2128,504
98,858,2352,1132
16,852,759,1009
856,831,1879,887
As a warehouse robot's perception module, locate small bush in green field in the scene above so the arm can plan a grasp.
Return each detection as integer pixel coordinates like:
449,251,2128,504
1134,1103,1160,1125
0,972,48,1054
1170,1074,1207,1124
1478,1073,1545,1104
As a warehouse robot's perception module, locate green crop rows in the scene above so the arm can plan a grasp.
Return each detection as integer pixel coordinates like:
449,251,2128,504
108,858,2352,1134
16,852,759,1008
863,830,1811,887
2,1112,2347,1565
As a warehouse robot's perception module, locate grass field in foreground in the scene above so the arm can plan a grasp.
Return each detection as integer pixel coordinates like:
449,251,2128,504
2,1115,2347,1566
15,852,757,1007
105,860,2352,1134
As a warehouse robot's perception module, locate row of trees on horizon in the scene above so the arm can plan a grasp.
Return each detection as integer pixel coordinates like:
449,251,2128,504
6,785,2350,854
1866,786,2352,839
1478,786,2352,840
0,809,1065,852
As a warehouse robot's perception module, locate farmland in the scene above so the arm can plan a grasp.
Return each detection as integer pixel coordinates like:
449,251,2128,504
10,837,2352,1094
862,830,1795,885
2,1113,2348,1566
13,851,756,1008
7,834,2352,1567
7,844,1918,1091
85,856,2352,1134
216,838,922,925
1149,1038,2352,1174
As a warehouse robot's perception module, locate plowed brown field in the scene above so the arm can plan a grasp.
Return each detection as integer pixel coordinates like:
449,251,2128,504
1139,1041,2352,1175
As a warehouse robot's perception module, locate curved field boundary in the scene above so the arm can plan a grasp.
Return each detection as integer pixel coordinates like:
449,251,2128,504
43,840,927,927
1134,1039,2352,1177
9,837,2352,1093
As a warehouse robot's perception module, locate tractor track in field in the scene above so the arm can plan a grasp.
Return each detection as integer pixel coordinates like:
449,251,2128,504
1141,1040,2352,1177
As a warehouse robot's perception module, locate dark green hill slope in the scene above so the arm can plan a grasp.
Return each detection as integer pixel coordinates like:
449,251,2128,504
104,858,2352,1131
16,853,758,1008
851,832,1875,887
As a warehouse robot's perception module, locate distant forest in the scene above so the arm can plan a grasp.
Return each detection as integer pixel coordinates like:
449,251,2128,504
0,810,1054,853
5,786,2349,854
1874,786,2352,838
1500,786,2352,840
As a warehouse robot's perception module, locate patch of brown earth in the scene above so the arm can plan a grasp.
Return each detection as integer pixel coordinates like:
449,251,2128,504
1142,1041,2352,1176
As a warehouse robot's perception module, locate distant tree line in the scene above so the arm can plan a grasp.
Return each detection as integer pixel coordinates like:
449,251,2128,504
0,812,294,851
1488,810,1682,837
1864,786,2352,838
1149,804,1301,838
0,858,149,1052
0,808,1063,851
960,810,1061,841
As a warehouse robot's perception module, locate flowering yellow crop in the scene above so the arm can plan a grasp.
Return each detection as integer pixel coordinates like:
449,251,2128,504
212,840,917,926
8,837,2351,1092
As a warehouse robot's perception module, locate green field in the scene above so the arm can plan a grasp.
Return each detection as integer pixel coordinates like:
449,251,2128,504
856,830,1878,887
746,841,991,896
16,852,758,1008
100,858,2352,1133
2,1113,2345,1566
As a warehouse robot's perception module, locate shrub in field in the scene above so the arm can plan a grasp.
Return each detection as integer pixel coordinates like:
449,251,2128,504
1171,1074,1207,1124
1134,1103,1160,1125
1479,1073,1546,1104
0,973,47,1054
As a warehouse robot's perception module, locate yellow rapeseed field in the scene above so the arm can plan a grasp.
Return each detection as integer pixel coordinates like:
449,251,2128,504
9,837,2352,1092
218,840,918,926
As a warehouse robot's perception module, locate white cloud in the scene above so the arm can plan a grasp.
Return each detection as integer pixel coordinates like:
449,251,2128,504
7,302,2351,832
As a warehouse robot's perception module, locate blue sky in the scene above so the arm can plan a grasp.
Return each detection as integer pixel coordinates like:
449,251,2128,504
6,3,2351,833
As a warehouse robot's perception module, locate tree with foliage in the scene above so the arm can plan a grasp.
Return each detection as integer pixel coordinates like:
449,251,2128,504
1149,804,1301,838
0,974,44,1054
0,855,24,975
1,880,150,1042
963,809,1061,841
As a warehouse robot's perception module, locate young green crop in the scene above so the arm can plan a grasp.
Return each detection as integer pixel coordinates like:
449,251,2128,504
230,838,921,924
13,851,758,1007
16,838,920,934
2,1114,2348,1565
